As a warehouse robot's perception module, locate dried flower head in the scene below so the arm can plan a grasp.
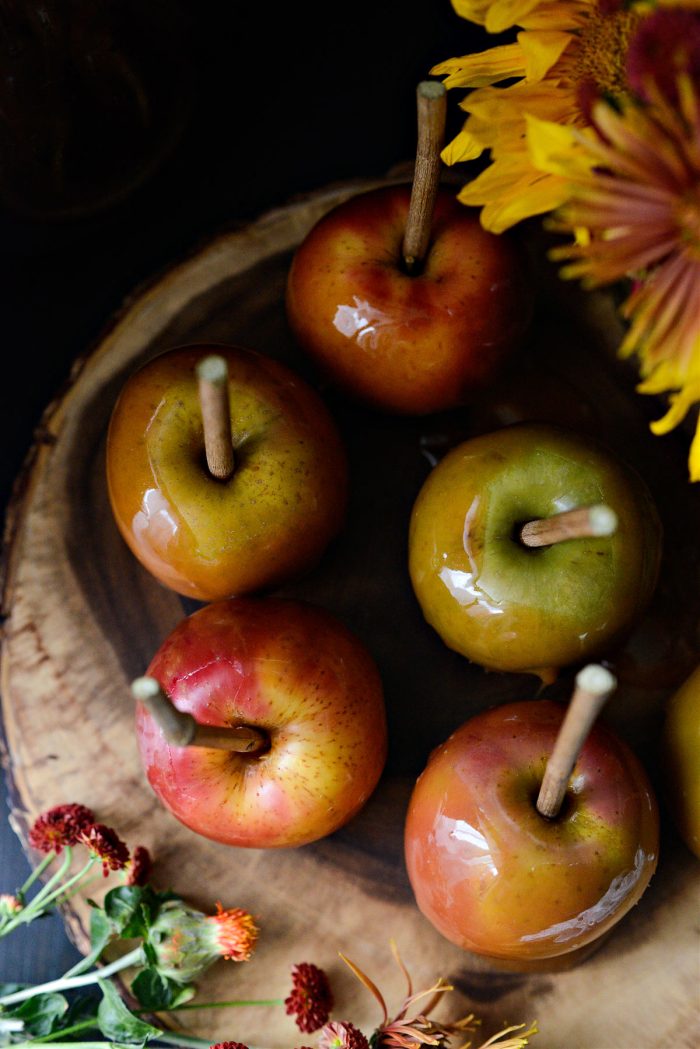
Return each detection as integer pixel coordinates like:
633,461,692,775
28,803,95,855
209,903,258,962
0,894,22,916
127,845,153,887
78,823,130,875
341,943,536,1049
148,899,256,984
209,1043,249,1049
318,1021,370,1049
285,962,334,1033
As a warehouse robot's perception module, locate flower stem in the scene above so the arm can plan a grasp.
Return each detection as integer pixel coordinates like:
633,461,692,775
0,946,144,1006
33,856,97,913
29,1019,99,1043
18,852,55,896
169,998,284,1011
0,851,74,938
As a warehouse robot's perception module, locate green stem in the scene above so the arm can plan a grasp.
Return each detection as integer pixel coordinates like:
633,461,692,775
18,852,55,896
29,1019,98,1043
169,998,283,1011
23,849,73,910
0,946,144,1006
34,856,97,913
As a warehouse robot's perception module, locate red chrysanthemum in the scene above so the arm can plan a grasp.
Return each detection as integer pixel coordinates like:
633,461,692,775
78,823,130,875
209,1043,249,1049
626,8,700,107
28,804,96,854
319,1021,370,1049
126,845,153,887
208,903,258,961
285,962,334,1034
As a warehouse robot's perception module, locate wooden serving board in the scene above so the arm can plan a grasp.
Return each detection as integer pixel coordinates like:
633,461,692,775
2,179,700,1049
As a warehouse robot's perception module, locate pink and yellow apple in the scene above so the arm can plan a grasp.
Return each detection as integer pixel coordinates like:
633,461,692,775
107,344,347,601
135,598,388,848
286,185,530,414
404,700,659,965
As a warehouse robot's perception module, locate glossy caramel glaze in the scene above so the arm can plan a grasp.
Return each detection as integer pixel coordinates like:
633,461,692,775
106,344,347,600
663,664,700,859
136,598,388,848
409,424,662,678
405,700,659,963
286,185,531,414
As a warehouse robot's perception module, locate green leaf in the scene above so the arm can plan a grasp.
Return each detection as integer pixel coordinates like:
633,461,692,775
97,980,160,1047
7,993,68,1036
131,968,194,1011
90,907,114,955
104,887,147,939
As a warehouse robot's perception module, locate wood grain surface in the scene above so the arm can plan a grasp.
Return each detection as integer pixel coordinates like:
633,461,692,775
2,179,699,1048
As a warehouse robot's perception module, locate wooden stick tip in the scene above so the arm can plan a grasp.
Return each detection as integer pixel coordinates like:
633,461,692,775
589,504,618,537
417,80,446,100
575,664,617,697
196,355,229,385
131,676,162,702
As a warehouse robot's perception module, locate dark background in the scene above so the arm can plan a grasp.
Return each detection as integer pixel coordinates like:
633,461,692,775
0,0,485,983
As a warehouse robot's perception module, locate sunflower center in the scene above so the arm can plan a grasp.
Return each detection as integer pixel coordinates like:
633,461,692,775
575,6,641,97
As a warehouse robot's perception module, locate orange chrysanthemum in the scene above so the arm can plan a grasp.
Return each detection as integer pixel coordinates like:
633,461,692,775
209,903,259,962
432,0,645,231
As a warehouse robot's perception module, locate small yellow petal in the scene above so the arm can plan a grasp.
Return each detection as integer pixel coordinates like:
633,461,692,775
517,30,572,82
431,43,526,88
648,381,700,434
689,419,700,482
485,0,542,34
450,0,490,26
526,114,595,179
441,128,485,165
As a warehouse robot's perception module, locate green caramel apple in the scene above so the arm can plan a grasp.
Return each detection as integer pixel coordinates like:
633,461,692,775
408,424,661,679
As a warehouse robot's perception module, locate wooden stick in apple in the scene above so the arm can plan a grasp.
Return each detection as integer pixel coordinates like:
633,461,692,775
402,81,447,273
196,354,235,480
520,504,618,549
536,664,617,819
131,676,267,753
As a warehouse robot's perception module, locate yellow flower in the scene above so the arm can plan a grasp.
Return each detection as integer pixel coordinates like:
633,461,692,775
433,0,644,232
528,79,700,479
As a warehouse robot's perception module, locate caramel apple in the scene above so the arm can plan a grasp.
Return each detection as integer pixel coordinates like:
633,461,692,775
106,344,347,600
405,667,659,967
662,664,700,859
285,84,530,415
133,598,387,848
408,423,662,680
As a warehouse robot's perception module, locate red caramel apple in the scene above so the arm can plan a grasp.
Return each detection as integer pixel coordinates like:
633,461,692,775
405,668,659,966
286,184,529,414
409,423,662,679
106,344,347,601
133,598,388,848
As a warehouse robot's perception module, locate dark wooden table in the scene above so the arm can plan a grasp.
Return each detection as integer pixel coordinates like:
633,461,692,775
0,0,480,989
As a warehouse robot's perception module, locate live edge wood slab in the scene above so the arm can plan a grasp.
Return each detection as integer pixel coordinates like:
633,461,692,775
2,179,699,1048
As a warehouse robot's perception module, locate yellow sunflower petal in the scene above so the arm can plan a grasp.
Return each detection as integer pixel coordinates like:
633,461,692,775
441,127,486,165
526,114,596,179
517,30,573,81
485,0,542,34
459,155,571,232
689,419,700,483
649,381,700,435
431,44,526,88
450,0,490,26
519,0,589,31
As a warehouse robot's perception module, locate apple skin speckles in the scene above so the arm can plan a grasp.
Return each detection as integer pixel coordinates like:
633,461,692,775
136,598,387,849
